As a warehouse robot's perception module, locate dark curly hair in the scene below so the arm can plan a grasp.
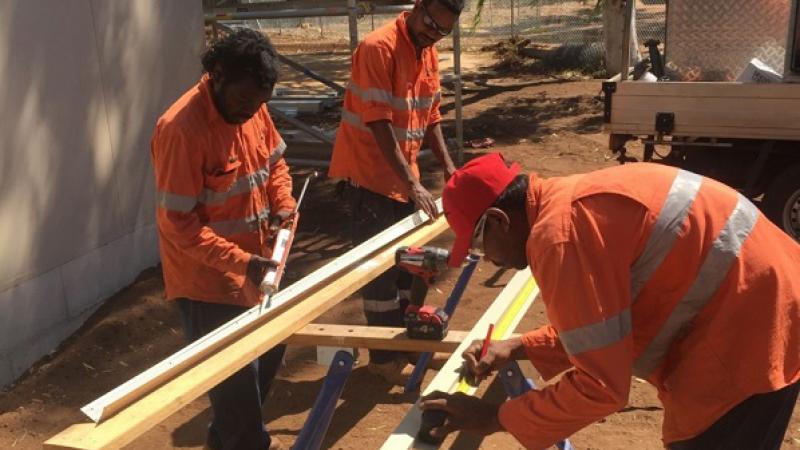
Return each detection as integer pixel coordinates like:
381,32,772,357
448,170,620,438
202,29,279,89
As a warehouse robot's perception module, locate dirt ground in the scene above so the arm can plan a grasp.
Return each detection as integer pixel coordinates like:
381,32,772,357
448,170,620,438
0,47,798,450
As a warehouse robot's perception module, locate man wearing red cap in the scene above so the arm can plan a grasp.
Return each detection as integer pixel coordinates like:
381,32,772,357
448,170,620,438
421,152,800,449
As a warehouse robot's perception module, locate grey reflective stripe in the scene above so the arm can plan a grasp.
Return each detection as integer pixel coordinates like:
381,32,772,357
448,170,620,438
347,81,439,110
632,194,759,378
341,109,426,142
207,207,270,236
363,298,401,313
631,170,703,301
269,139,287,166
156,191,197,213
403,127,426,141
341,109,369,131
559,308,632,355
199,168,270,205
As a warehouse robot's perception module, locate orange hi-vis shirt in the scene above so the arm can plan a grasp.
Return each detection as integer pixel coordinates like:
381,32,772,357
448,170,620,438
151,75,296,307
499,163,800,448
328,12,442,202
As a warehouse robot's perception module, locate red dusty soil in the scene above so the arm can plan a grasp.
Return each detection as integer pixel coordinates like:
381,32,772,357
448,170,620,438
0,52,797,450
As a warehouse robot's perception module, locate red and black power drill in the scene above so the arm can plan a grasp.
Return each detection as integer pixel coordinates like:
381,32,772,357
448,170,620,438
395,246,451,340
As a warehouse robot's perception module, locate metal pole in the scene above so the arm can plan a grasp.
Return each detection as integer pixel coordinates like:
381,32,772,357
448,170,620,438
293,351,355,450
453,19,464,165
347,0,359,53
211,20,220,41
277,54,346,95
204,5,410,22
620,0,634,80
510,0,516,37
268,106,336,145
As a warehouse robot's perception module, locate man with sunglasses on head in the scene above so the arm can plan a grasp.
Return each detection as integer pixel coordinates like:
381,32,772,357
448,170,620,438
328,0,464,383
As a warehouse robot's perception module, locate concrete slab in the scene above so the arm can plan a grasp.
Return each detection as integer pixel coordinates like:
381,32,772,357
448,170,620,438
130,225,160,273
60,247,104,318
0,355,13,389
63,225,159,320
7,307,96,381
0,270,67,353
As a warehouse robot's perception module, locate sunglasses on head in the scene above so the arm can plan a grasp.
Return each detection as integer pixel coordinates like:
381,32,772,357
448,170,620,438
421,3,452,37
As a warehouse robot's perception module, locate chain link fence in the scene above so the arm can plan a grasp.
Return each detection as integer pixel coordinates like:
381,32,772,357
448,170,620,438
236,0,665,73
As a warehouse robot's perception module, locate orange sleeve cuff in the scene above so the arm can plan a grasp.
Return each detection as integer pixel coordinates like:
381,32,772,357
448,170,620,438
362,106,393,124
520,327,572,380
497,395,556,450
237,251,252,273
276,199,297,214
428,107,442,126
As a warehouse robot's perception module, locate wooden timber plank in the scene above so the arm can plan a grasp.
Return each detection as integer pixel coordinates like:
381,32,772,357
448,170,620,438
380,271,539,450
615,81,800,99
285,324,523,353
611,96,800,130
79,201,442,424
605,93,800,140
43,216,448,450
286,325,468,353
604,122,800,141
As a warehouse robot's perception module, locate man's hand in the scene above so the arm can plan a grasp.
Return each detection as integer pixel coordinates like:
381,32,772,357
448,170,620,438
245,255,278,287
268,210,295,238
462,337,522,382
419,391,503,440
409,181,439,219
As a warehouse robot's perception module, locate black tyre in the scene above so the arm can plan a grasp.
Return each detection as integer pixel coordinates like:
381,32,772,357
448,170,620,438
763,164,800,241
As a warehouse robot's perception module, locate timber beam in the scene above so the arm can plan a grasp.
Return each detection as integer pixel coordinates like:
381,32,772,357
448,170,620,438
44,207,447,450
285,324,522,353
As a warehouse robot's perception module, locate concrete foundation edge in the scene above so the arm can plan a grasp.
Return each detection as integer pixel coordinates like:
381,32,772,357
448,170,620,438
0,225,160,389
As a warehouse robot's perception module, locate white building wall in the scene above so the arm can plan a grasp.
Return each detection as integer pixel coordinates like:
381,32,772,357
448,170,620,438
0,0,203,387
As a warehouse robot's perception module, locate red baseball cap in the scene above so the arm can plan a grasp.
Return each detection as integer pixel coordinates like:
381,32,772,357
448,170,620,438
442,152,520,267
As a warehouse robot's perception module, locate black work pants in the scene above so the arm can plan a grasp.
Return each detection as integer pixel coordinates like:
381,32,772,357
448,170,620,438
345,184,422,364
177,299,286,450
669,380,800,450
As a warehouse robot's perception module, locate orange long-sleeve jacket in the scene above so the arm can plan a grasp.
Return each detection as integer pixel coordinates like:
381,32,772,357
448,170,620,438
150,75,295,307
499,163,800,448
328,12,442,202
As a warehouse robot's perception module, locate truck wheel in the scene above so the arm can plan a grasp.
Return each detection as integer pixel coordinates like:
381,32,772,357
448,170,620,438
763,164,800,241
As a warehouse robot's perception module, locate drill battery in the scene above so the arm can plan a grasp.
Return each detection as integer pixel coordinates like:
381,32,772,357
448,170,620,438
404,304,449,340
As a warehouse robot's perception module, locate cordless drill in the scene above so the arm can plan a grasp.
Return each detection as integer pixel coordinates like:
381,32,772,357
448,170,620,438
395,246,451,340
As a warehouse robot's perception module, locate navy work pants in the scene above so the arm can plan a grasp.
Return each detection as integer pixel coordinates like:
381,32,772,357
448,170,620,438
345,184,421,364
669,380,799,450
177,299,286,450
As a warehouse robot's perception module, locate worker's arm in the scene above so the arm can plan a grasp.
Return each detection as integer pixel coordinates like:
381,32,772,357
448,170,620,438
425,122,456,180
424,78,456,180
151,125,253,276
366,120,438,218
497,196,644,449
